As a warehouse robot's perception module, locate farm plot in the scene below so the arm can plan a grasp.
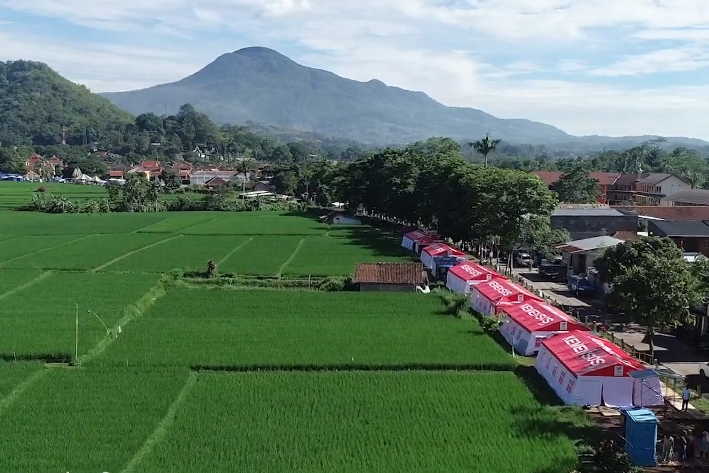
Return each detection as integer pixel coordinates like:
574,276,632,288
0,272,160,359
0,362,41,398
0,234,82,263
134,212,218,233
184,212,326,236
219,236,302,275
0,269,45,295
106,235,251,273
282,236,410,276
0,367,190,473
5,233,170,270
0,212,166,235
0,182,107,210
133,371,580,473
93,289,512,368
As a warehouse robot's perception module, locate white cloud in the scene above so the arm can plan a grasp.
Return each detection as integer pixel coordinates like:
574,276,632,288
0,0,708,140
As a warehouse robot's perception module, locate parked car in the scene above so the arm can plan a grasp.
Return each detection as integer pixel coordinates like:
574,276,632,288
568,274,593,296
539,263,563,280
516,252,533,268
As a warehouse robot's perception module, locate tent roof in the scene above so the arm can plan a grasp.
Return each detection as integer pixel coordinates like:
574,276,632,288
541,331,644,377
422,243,466,258
448,262,500,282
403,230,426,241
502,300,587,333
474,278,541,304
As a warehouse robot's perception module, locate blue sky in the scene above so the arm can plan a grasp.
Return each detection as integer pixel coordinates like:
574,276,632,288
1,0,708,140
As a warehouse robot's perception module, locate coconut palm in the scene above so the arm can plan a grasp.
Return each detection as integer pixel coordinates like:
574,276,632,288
468,133,501,168
235,156,257,198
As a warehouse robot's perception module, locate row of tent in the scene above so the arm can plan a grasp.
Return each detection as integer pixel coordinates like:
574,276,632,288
401,228,663,408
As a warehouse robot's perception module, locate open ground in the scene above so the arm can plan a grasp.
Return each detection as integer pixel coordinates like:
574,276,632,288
0,208,598,472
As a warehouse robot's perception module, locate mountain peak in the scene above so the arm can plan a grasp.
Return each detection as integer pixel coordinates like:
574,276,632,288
230,46,287,58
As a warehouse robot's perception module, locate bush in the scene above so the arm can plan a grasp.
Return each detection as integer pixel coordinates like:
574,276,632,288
593,440,637,473
317,276,347,292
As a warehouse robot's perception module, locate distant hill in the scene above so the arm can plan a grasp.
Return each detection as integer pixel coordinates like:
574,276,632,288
0,60,133,146
100,47,709,148
100,47,574,145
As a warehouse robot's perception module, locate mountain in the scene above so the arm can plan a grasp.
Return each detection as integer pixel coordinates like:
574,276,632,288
0,60,133,146
100,47,574,145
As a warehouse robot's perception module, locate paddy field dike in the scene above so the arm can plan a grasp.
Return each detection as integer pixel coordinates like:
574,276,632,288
0,209,594,473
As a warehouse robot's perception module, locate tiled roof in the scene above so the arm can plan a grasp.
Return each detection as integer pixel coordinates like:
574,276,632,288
648,220,709,237
663,189,709,206
618,206,709,221
205,177,228,186
353,262,425,284
612,231,640,241
109,170,124,177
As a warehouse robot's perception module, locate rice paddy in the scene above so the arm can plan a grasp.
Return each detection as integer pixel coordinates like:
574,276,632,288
0,204,594,472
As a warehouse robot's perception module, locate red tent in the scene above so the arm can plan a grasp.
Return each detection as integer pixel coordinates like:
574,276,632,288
400,230,426,251
470,278,542,316
535,331,662,407
498,300,590,355
445,262,501,294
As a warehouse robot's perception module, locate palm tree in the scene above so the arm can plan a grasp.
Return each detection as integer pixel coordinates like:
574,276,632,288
468,133,501,168
235,157,257,198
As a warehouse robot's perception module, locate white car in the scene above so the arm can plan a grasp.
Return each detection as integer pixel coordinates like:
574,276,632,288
700,362,709,377
516,253,533,267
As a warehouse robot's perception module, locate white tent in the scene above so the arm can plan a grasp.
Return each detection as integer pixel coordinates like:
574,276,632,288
401,230,426,251
446,262,502,294
498,300,591,355
535,332,663,407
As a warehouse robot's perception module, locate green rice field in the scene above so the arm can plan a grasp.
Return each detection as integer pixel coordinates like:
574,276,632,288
0,205,595,472
133,371,581,473
92,290,513,368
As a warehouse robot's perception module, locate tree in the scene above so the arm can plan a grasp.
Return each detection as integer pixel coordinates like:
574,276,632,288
517,215,570,259
552,167,600,203
161,169,182,191
661,147,708,188
596,237,703,355
235,157,256,197
468,133,501,168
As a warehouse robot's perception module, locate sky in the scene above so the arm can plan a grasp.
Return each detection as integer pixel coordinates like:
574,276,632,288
1,0,708,140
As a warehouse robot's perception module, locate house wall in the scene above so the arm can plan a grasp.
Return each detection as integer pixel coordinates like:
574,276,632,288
358,283,415,292
667,237,709,256
551,214,638,240
659,176,692,199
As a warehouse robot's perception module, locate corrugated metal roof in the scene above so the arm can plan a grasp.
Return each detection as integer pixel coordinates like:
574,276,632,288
553,208,625,217
648,220,709,237
557,236,624,253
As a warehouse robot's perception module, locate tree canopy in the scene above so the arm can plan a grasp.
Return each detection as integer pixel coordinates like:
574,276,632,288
552,167,601,204
596,237,703,355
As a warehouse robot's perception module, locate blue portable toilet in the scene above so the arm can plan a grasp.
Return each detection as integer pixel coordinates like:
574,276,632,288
621,408,658,467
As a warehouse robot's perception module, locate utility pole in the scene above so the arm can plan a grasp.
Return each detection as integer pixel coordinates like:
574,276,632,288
74,303,79,364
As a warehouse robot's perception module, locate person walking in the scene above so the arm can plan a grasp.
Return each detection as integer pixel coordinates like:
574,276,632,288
662,434,675,463
700,431,709,459
682,386,692,411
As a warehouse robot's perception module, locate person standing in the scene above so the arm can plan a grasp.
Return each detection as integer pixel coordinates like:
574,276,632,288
682,386,692,411
662,434,675,463
675,433,687,462
700,431,709,459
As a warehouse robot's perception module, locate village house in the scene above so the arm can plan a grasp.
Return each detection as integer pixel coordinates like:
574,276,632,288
647,220,709,257
551,205,638,240
606,173,691,206
661,189,709,207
